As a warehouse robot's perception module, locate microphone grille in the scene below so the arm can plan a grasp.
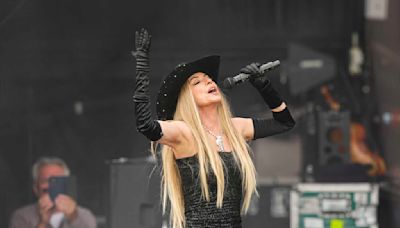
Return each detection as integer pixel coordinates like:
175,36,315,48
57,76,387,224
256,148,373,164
222,77,235,89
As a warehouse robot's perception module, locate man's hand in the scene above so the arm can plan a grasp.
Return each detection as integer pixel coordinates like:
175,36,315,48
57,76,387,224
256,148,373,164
55,194,78,222
37,194,53,228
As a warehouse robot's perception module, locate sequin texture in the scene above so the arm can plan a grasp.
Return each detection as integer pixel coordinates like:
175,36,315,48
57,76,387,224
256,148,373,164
176,152,243,228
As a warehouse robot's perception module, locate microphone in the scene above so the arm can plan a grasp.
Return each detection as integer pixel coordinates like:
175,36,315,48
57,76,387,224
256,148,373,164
222,60,280,89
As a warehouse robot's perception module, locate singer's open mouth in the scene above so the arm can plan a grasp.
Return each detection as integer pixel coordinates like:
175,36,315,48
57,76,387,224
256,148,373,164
208,87,217,94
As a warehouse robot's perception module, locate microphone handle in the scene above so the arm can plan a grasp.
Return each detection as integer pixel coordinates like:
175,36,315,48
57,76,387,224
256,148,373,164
222,60,281,89
232,73,249,84
237,60,281,82
259,60,280,73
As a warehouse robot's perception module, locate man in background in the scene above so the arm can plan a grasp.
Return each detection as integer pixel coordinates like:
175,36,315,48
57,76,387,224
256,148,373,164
9,157,97,228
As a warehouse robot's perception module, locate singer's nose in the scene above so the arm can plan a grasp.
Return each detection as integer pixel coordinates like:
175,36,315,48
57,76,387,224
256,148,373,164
205,76,213,84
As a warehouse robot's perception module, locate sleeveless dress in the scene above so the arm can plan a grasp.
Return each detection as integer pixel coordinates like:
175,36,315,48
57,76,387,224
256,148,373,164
176,152,243,228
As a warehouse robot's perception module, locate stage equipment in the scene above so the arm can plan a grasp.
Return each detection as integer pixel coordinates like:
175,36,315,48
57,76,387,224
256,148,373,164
243,180,294,228
291,183,379,228
317,111,350,166
284,44,336,95
106,157,163,228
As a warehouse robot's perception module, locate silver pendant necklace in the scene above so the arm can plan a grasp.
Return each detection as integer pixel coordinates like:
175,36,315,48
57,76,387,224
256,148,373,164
204,127,225,151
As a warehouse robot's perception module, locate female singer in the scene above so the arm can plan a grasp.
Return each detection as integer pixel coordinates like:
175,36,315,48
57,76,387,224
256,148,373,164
132,29,295,228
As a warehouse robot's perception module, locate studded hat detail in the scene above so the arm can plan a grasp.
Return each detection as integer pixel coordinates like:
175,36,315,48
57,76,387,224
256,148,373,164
156,55,220,120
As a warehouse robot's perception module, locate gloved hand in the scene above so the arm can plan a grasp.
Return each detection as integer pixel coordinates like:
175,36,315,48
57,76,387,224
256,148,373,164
132,29,163,141
240,62,282,110
240,62,269,89
132,28,151,67
132,28,151,96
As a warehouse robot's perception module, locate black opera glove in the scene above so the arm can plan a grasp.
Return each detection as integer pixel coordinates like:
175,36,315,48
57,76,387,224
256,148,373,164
132,28,151,92
252,109,296,139
240,62,283,109
132,29,163,141
133,95,163,141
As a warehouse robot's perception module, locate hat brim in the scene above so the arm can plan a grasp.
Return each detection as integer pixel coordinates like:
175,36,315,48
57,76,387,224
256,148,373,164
156,55,220,120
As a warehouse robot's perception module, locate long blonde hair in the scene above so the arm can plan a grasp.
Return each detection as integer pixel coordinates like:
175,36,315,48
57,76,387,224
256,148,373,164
152,81,257,228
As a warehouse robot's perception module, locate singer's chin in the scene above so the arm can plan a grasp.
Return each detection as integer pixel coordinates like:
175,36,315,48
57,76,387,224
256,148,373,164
208,95,222,104
196,95,222,108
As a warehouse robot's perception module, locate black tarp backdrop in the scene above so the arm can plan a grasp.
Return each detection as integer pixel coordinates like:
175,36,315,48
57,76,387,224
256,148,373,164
0,0,365,226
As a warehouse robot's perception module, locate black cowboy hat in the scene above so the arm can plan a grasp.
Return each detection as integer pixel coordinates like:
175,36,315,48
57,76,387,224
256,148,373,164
156,55,220,120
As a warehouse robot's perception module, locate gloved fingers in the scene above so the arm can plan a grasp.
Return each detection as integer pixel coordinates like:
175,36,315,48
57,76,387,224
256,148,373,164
251,62,262,71
135,31,139,48
135,28,151,51
240,62,262,75
142,29,151,47
143,34,151,50
140,28,147,46
135,29,144,48
132,29,152,58
240,66,252,74
248,63,261,74
135,30,144,51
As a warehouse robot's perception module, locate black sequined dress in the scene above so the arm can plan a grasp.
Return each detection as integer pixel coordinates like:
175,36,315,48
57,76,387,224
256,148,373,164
176,152,243,228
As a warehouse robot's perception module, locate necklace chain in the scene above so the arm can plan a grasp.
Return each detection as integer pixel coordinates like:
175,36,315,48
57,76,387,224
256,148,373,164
204,127,221,138
204,127,225,152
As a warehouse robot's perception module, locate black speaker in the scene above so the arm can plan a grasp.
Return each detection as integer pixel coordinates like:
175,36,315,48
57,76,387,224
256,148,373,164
317,111,350,166
107,157,163,228
242,183,291,228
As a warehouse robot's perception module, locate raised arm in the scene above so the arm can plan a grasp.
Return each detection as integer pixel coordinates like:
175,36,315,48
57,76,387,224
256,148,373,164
132,29,163,141
132,29,188,149
234,63,295,140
